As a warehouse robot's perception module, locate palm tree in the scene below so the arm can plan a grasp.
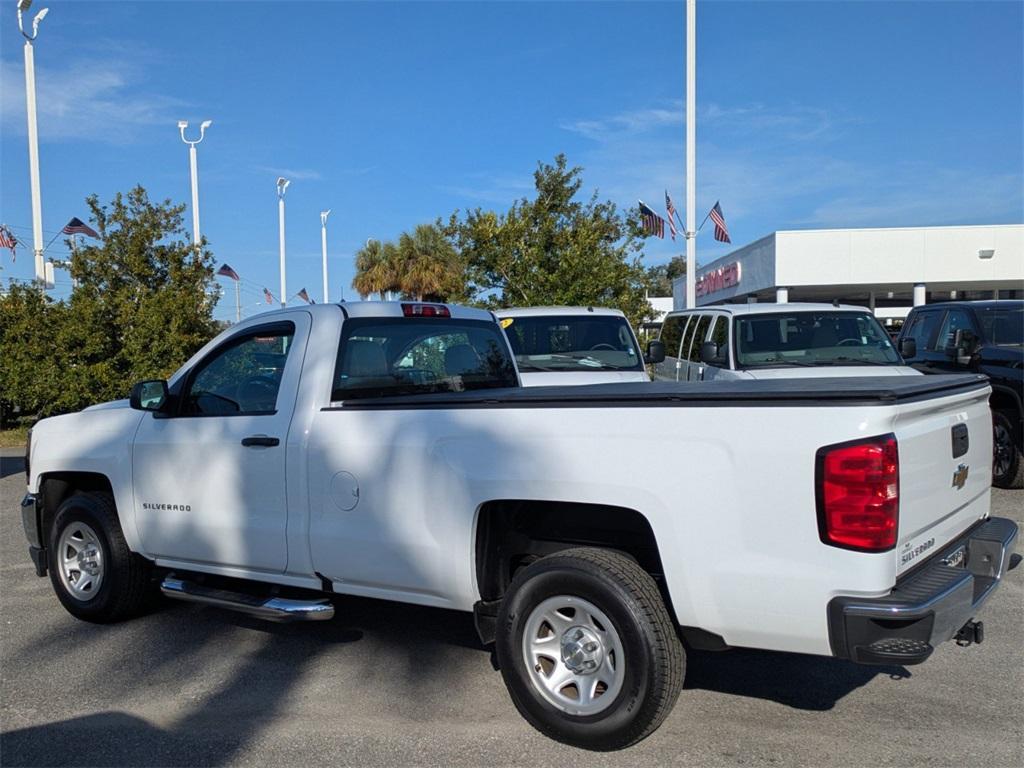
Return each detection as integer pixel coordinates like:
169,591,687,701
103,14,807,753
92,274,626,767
396,224,464,301
352,240,400,300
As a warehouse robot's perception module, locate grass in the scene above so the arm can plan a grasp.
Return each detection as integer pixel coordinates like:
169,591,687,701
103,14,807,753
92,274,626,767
0,426,30,449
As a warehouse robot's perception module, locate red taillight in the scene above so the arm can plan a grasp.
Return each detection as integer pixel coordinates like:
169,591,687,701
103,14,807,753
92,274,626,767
401,303,451,318
816,435,899,552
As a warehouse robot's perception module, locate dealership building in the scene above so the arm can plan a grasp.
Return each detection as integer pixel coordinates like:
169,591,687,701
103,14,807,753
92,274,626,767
673,224,1024,324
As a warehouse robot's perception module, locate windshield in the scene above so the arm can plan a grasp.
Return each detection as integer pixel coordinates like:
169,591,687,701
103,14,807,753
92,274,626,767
734,311,902,368
976,307,1024,346
501,314,643,372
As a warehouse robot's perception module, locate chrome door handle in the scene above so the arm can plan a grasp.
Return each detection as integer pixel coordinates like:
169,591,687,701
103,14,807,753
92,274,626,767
241,435,280,447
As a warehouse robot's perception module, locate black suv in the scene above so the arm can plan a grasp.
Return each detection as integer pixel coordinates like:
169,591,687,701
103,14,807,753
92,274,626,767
896,300,1023,488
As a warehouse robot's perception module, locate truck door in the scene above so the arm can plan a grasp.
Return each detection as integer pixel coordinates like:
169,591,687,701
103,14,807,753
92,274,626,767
131,315,309,572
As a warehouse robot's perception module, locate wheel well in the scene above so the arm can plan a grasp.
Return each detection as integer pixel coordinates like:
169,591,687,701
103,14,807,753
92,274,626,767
990,388,1021,418
39,472,114,542
474,500,668,605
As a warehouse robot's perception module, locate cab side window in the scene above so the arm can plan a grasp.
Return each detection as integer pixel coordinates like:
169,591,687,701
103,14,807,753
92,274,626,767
935,309,977,351
686,315,712,362
183,326,295,416
903,311,940,354
659,315,686,359
707,315,729,366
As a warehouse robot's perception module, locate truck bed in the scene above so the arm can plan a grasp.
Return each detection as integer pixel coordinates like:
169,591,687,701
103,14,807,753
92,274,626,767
329,373,990,408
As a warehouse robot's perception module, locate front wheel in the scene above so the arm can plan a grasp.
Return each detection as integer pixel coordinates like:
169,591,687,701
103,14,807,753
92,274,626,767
992,410,1024,489
47,492,155,623
495,548,685,751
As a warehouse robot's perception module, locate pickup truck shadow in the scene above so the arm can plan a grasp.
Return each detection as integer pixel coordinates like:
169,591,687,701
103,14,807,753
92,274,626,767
684,648,910,710
0,455,25,480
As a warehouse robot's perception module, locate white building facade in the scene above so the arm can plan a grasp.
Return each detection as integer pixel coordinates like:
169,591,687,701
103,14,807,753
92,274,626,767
673,225,1024,322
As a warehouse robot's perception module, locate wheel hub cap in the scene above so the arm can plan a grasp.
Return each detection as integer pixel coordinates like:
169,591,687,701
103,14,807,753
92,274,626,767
560,625,604,674
57,522,104,601
521,595,625,716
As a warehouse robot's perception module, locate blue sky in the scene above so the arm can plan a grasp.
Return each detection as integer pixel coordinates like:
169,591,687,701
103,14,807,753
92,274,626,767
2,0,1021,321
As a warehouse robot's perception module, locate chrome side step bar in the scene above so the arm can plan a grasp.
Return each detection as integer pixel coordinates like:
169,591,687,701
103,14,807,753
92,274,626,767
160,575,334,623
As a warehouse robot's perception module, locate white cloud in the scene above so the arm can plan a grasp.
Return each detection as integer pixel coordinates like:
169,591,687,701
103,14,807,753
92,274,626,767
254,166,323,181
0,57,186,143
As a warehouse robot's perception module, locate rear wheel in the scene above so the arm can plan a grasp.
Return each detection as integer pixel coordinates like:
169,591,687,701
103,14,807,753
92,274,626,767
47,492,155,623
992,410,1023,489
495,547,685,751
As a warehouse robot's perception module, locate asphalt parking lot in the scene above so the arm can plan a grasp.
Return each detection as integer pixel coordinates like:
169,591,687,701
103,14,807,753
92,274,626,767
1,451,1021,768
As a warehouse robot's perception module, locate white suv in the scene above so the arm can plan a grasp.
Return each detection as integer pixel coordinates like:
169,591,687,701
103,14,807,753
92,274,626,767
653,303,921,381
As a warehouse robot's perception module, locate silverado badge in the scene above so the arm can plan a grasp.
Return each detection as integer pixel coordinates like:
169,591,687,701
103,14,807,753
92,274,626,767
951,464,969,490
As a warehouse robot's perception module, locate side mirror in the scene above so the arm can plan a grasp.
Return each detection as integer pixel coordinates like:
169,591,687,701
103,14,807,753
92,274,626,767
700,341,725,365
130,380,169,412
898,338,917,359
644,339,666,365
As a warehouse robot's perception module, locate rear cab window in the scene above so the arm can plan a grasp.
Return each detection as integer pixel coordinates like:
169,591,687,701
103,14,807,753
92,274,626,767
332,317,518,401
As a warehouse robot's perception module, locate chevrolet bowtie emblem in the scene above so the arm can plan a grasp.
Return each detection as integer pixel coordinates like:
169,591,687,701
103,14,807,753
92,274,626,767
952,464,969,490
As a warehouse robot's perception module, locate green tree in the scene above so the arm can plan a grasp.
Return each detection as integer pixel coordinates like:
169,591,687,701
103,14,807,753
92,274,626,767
352,239,400,299
396,223,465,301
445,154,652,327
0,186,219,419
645,254,687,296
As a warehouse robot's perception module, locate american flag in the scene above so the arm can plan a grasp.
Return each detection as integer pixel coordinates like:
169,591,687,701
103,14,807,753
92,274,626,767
708,202,731,244
638,201,665,239
216,263,240,281
664,191,679,241
62,217,99,239
0,225,18,258
263,287,274,304
297,287,314,304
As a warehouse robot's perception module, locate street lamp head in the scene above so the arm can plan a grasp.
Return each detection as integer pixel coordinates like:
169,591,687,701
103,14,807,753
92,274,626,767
178,120,189,129
276,177,290,195
321,209,331,224
200,120,212,130
17,0,32,12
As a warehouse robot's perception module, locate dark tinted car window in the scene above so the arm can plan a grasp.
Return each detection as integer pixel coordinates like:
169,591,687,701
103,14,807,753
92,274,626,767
686,315,713,362
977,307,1023,346
903,311,942,353
659,315,686,359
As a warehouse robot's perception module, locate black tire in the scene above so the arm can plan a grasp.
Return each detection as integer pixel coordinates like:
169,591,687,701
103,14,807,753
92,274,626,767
47,492,155,623
495,547,685,751
992,410,1024,489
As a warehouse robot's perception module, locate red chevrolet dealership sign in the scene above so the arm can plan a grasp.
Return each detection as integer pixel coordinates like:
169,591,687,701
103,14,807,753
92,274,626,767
696,262,742,297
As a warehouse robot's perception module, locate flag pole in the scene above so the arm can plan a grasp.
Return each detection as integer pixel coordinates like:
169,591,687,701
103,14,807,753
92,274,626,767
235,279,241,323
685,0,697,309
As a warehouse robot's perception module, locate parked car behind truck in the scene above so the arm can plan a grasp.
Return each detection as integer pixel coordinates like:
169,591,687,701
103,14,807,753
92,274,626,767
495,306,652,385
654,303,919,382
896,300,1024,488
22,301,1017,750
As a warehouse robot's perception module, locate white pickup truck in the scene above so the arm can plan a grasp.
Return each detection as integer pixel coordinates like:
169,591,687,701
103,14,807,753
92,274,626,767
21,301,1018,750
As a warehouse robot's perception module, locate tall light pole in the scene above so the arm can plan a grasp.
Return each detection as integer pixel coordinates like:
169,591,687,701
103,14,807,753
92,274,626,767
320,209,331,304
276,177,290,308
177,119,212,249
17,0,49,285
685,0,697,309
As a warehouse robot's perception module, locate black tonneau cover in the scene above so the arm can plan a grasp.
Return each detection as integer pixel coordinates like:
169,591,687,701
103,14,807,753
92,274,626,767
330,374,990,409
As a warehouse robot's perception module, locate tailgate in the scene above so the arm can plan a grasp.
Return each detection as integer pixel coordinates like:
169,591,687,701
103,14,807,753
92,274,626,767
893,381,993,575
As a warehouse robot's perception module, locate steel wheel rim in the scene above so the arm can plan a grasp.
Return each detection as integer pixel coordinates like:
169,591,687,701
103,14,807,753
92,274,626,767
521,595,625,716
57,522,104,601
993,422,1012,478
